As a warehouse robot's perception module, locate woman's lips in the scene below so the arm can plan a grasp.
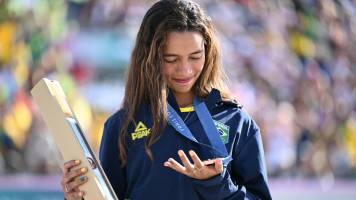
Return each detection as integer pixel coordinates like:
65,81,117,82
173,77,193,85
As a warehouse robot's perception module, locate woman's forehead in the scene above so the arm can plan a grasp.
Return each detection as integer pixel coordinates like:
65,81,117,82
164,31,205,54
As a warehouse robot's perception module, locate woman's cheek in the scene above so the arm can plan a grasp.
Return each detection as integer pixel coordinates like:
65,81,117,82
161,64,173,81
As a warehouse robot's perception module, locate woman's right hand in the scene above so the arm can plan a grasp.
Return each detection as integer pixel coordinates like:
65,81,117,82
61,160,88,200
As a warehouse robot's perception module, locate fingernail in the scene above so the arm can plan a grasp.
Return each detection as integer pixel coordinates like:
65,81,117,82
164,162,169,167
189,150,194,156
75,160,80,164
178,150,183,156
80,176,87,182
80,167,87,173
168,158,174,162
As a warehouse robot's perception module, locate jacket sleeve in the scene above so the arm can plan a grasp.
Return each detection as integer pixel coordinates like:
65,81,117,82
99,113,128,199
192,116,272,200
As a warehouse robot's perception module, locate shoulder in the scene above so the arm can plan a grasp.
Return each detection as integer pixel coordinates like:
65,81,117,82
102,109,127,138
236,107,260,135
217,101,258,134
208,89,259,135
105,109,125,126
211,89,260,138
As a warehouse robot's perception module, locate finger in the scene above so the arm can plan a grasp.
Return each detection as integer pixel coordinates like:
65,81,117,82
188,150,204,169
63,160,81,173
66,191,85,200
61,180,80,193
214,159,224,173
66,175,88,192
202,159,215,166
164,158,186,174
178,150,194,171
63,167,88,184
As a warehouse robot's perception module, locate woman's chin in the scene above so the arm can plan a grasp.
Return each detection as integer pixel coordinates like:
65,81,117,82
171,86,193,94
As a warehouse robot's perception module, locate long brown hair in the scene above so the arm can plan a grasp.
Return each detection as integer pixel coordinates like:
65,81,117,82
119,0,230,165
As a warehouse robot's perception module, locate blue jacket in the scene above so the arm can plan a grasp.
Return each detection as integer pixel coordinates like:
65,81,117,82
99,89,272,200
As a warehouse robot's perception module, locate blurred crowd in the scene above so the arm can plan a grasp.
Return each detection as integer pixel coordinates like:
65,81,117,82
0,0,355,183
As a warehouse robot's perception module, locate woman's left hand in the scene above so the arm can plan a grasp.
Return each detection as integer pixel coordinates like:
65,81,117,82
164,150,223,180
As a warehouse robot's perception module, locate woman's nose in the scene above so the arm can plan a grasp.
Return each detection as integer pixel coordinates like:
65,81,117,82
176,59,192,74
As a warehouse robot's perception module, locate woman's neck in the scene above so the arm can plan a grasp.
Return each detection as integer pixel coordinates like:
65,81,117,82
173,91,194,107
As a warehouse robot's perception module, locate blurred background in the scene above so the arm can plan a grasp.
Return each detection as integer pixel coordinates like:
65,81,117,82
0,0,355,199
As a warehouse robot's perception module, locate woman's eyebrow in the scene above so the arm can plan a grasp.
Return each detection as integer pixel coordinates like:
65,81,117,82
190,49,204,55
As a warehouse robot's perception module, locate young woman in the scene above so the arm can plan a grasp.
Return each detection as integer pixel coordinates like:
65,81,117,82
61,0,272,199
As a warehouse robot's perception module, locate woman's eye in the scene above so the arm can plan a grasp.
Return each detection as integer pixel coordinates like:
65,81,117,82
190,57,201,60
164,59,177,63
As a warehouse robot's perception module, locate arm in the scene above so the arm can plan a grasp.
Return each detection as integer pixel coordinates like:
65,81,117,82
99,113,128,199
192,118,272,200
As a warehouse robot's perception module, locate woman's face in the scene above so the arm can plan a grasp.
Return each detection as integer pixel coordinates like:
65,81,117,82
161,31,205,95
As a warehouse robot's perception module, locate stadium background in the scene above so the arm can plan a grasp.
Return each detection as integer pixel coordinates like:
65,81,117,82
0,0,355,199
